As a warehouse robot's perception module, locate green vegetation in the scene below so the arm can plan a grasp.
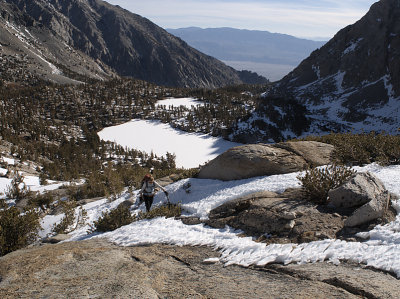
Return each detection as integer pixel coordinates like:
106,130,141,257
90,202,182,233
0,198,41,256
90,204,136,233
5,172,32,202
297,165,356,204
300,132,400,166
138,203,182,220
27,192,55,212
52,200,78,234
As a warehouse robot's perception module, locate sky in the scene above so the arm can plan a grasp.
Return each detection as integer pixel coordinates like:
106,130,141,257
105,0,378,40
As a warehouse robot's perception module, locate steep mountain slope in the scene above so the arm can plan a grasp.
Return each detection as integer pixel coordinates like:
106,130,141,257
0,0,115,85
2,0,244,88
270,0,400,134
167,27,325,81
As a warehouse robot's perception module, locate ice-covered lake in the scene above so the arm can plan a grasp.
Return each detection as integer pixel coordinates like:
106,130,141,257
98,98,241,168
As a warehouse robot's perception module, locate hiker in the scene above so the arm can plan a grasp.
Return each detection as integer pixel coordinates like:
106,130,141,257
138,174,168,212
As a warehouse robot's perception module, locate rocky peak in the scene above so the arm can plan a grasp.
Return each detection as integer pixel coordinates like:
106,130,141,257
271,0,400,134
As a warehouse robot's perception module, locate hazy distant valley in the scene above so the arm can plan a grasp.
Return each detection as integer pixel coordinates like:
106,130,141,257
167,27,326,81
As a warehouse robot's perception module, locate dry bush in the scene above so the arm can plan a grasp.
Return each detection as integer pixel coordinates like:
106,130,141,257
298,164,356,204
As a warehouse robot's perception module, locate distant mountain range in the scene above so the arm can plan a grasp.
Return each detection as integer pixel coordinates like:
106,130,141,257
167,27,326,81
0,0,268,88
231,0,400,142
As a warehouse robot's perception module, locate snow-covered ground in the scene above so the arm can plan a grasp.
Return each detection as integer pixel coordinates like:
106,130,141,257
98,119,241,168
38,163,400,277
156,97,204,109
4,103,400,277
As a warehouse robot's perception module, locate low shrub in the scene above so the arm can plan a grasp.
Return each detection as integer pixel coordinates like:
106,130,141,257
28,192,54,211
90,205,136,233
138,203,182,220
299,132,400,165
297,164,356,204
5,171,32,201
0,202,41,256
89,202,182,233
52,200,77,234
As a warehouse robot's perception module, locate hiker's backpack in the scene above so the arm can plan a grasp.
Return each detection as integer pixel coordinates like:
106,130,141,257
142,179,156,196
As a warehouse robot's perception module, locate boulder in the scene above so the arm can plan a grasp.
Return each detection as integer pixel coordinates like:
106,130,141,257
328,172,386,209
328,172,397,227
42,234,71,244
344,191,395,227
198,141,334,181
275,141,334,167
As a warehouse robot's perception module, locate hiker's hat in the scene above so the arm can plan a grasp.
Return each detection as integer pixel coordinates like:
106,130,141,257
144,173,153,181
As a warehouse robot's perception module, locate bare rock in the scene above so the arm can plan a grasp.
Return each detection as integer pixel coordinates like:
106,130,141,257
209,191,277,219
329,172,386,208
42,234,71,244
272,261,400,299
345,191,394,227
275,141,334,167
198,141,334,181
207,188,346,243
328,172,396,227
2,239,399,298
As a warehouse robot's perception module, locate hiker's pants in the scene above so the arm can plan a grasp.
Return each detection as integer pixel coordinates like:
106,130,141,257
143,194,154,212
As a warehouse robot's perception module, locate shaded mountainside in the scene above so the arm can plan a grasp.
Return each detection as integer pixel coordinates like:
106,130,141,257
0,0,116,85
269,0,400,135
1,0,246,88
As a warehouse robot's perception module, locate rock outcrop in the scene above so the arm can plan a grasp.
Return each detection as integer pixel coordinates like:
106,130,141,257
206,184,397,243
270,0,400,134
1,238,399,298
329,172,397,227
198,141,334,181
207,188,347,243
345,191,394,227
328,172,387,208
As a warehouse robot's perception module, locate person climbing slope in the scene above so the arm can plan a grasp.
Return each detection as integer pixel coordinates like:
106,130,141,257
138,174,168,212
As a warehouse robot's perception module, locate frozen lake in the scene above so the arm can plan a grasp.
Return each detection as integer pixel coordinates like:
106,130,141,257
98,98,241,168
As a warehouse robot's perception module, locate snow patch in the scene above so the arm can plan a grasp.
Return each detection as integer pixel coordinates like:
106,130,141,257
312,65,320,79
343,38,363,56
334,71,346,93
156,97,204,109
1,157,15,165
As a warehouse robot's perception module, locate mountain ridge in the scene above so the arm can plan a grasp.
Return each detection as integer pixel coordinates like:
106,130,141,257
0,0,254,88
230,0,400,143
270,0,400,134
